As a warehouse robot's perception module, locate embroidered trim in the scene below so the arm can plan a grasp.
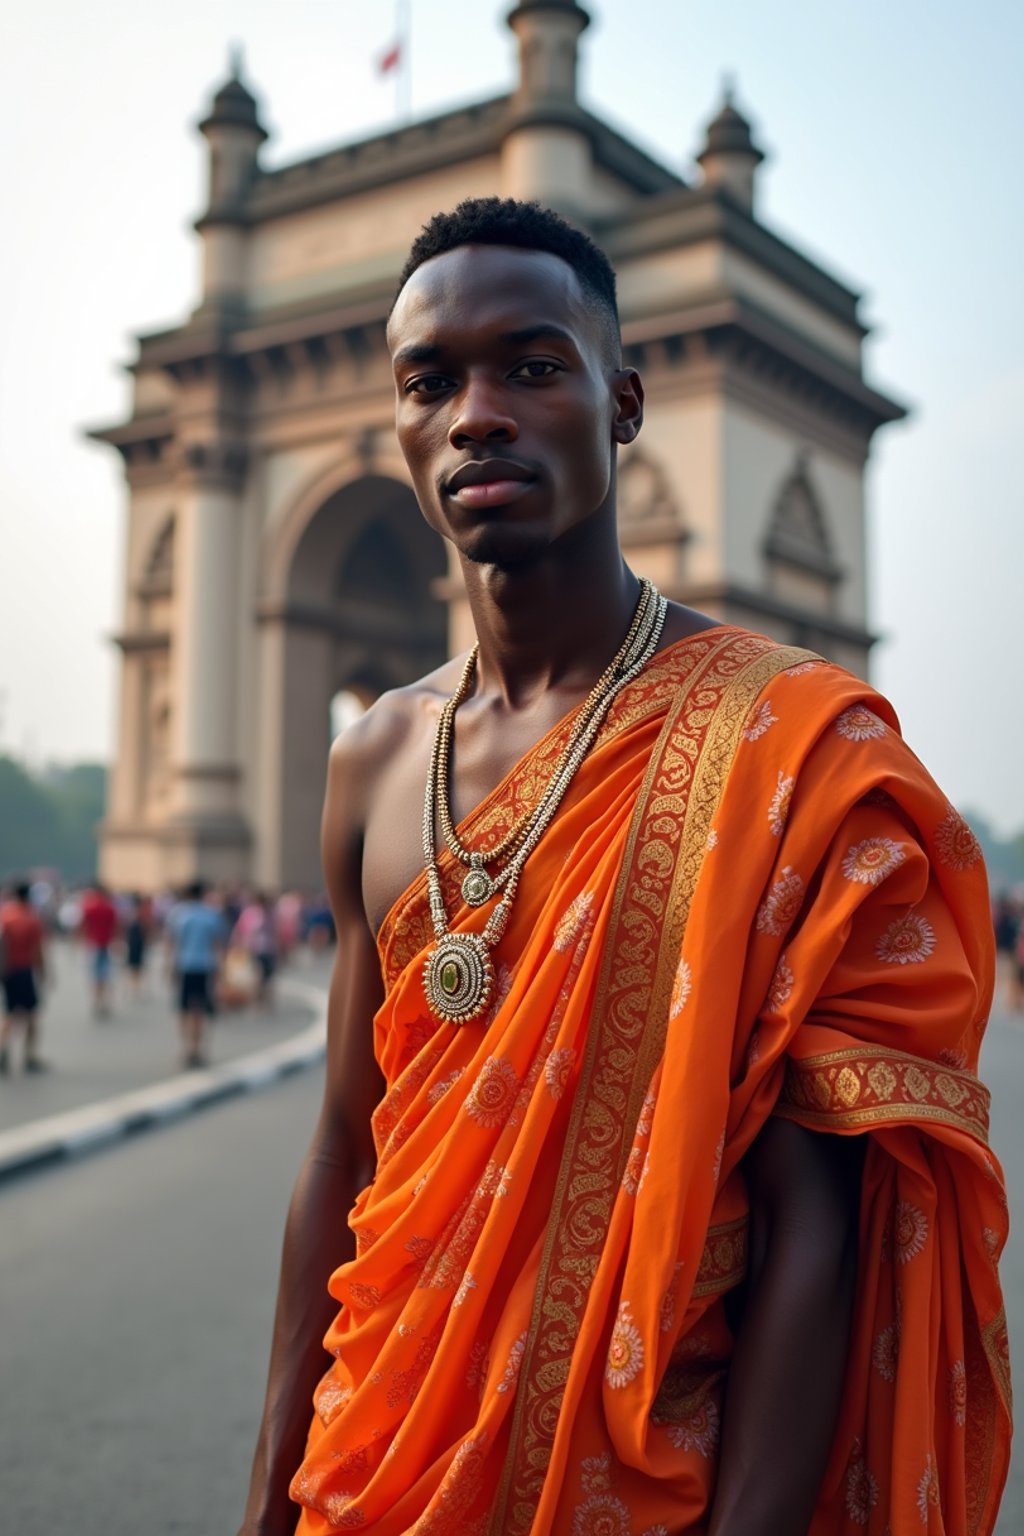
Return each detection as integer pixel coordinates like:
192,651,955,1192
775,1045,991,1143
490,636,818,1536
692,1215,749,1298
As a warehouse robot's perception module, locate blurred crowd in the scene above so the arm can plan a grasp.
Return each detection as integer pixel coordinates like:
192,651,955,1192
993,889,1024,1013
0,875,336,1075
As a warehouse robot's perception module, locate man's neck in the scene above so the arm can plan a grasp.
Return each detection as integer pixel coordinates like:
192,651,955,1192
459,531,639,712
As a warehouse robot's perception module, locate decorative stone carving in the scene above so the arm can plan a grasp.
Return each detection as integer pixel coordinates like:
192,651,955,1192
764,455,841,580
144,517,175,595
618,450,678,527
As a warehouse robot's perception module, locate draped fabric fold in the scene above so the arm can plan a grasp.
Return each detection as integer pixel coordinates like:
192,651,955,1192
292,629,1010,1536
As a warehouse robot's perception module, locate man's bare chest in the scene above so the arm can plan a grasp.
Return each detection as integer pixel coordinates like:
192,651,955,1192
360,694,582,939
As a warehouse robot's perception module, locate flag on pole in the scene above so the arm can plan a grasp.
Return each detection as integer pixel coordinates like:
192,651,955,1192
378,40,401,75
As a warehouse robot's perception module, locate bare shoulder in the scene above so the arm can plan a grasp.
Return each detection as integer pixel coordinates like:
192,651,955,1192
325,654,470,827
658,600,721,648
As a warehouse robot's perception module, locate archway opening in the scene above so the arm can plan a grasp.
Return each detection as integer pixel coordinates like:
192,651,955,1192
272,475,449,888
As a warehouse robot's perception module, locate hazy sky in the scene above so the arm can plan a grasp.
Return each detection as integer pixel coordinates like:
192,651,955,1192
1,0,1021,835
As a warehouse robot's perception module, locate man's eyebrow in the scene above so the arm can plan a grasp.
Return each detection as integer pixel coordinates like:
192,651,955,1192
391,324,580,368
499,324,579,349
392,341,445,368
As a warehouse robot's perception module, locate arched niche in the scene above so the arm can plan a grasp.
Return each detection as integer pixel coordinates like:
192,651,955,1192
262,473,448,888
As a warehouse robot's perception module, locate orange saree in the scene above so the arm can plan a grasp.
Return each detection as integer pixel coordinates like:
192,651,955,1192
292,628,1010,1535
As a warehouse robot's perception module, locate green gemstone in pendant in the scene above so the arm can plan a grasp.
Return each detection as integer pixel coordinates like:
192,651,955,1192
440,961,460,996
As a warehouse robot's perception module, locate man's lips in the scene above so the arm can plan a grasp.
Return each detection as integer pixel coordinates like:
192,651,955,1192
445,459,536,509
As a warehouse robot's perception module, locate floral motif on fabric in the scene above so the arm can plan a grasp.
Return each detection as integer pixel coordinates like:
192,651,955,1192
465,1341,489,1397
768,770,795,836
935,807,983,871
386,1328,442,1410
412,1434,489,1535
347,1282,383,1311
453,1270,478,1308
743,698,777,742
464,1055,520,1128
397,1015,443,1071
756,866,805,936
544,1046,575,1100
983,1226,1002,1261
354,1226,380,1256
938,1045,969,1070
764,951,794,1015
554,891,596,954
876,912,936,966
315,1377,352,1426
419,1161,511,1292
842,837,907,886
872,1323,899,1383
669,957,692,1018
606,1302,645,1388
661,1393,720,1457
427,1067,465,1105
916,1454,940,1524
950,1359,967,1425
845,1454,880,1525
894,1202,929,1264
404,1234,436,1267
323,1496,366,1528
497,1331,528,1395
836,705,887,742
705,827,719,850
571,1493,631,1536
580,1454,612,1493
785,660,821,677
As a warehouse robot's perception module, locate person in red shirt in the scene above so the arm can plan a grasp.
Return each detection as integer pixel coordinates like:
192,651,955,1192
79,882,119,1019
0,880,48,1073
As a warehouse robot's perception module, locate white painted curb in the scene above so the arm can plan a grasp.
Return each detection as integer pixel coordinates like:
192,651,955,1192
0,977,327,1184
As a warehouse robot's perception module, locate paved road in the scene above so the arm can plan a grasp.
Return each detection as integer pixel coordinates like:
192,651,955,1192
0,939,331,1131
1,1007,1022,1533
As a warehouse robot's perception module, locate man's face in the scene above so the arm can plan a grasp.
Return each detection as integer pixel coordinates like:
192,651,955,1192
388,244,641,571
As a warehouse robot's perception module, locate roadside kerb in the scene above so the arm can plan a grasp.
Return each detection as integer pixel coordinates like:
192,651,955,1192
0,977,327,1185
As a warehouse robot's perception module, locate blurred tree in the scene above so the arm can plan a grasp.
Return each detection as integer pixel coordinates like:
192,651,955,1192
0,755,106,882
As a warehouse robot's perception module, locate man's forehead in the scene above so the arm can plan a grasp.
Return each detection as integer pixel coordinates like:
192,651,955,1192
389,244,587,347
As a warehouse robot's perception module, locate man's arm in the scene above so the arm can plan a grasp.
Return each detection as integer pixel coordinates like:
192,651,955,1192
239,734,386,1536
707,1118,863,1536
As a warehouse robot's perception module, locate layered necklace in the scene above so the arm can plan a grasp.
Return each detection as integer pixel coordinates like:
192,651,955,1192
421,577,667,1025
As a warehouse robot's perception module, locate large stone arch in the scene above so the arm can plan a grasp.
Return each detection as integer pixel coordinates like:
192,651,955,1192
255,472,448,890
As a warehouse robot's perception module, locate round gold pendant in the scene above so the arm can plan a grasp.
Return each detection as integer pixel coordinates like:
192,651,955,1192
423,932,494,1025
461,866,494,907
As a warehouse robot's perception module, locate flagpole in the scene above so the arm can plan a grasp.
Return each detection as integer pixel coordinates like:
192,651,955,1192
396,0,411,122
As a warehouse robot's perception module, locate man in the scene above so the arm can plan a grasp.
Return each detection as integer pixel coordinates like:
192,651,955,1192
166,879,227,1068
241,200,1009,1535
79,880,119,1019
0,880,48,1073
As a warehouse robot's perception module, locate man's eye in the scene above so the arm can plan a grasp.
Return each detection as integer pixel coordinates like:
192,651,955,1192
511,360,560,379
406,374,451,395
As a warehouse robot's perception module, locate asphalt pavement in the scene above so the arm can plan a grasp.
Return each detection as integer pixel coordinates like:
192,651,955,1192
0,939,331,1178
0,960,1021,1533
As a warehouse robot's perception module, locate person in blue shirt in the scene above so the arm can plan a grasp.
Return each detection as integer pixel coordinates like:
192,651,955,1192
166,880,227,1068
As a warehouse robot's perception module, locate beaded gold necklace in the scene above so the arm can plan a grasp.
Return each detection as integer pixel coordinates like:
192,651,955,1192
421,579,667,1025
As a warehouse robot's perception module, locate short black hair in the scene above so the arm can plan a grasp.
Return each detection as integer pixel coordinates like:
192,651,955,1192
395,197,621,364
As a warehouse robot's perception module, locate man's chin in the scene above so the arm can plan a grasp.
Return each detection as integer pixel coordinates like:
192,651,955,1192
461,527,550,573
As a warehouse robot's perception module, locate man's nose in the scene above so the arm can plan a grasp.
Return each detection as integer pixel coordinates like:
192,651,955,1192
448,378,518,448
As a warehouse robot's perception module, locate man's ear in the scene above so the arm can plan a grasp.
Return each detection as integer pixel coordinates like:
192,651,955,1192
611,368,644,445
